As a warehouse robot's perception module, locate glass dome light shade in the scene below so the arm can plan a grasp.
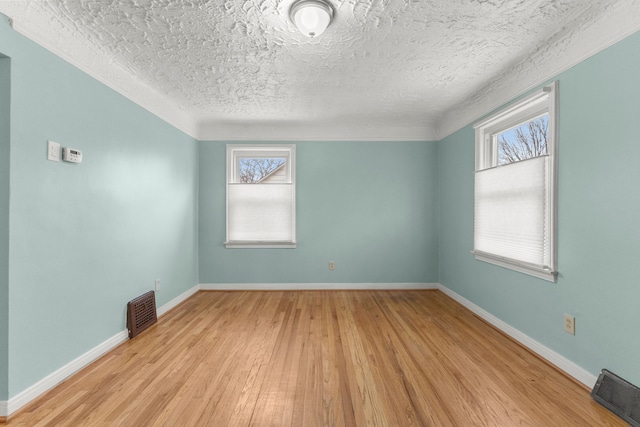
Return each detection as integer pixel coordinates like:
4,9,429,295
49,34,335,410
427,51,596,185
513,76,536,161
290,0,334,38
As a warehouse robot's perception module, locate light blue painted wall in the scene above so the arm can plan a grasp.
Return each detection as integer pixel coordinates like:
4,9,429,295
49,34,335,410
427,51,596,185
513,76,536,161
438,31,640,385
0,17,199,398
199,141,439,284
0,54,10,401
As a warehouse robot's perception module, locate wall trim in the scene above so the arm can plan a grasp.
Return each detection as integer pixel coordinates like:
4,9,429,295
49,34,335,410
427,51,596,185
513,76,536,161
5,3,639,143
4,330,129,417
199,282,439,291
196,123,438,142
157,284,199,317
7,19,197,140
437,284,597,388
1,284,199,418
437,1,640,140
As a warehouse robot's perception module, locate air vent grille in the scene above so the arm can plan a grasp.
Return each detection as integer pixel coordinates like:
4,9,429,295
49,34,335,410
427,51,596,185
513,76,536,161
591,369,640,427
126,291,157,339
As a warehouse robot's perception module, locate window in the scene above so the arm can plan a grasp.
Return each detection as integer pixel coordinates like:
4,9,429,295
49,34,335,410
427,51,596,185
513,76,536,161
473,82,558,281
226,145,296,248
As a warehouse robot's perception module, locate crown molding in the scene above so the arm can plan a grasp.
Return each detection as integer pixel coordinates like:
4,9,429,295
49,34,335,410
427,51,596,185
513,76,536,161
5,2,640,143
8,19,199,140
437,1,640,140
194,120,438,142
6,14,437,142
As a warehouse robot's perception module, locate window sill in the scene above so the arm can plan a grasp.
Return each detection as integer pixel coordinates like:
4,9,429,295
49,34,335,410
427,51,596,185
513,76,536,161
225,241,297,249
473,251,557,282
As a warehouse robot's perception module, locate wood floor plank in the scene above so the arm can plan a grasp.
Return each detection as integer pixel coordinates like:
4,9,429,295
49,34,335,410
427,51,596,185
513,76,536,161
2,290,625,426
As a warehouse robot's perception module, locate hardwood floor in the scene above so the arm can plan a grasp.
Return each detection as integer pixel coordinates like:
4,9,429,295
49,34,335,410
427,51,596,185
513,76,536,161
3,290,623,426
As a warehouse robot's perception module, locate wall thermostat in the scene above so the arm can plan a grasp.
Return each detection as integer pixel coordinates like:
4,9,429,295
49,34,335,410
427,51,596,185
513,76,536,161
62,147,82,163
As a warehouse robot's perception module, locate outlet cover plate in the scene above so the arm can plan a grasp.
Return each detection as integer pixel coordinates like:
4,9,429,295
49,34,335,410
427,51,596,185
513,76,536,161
564,314,575,335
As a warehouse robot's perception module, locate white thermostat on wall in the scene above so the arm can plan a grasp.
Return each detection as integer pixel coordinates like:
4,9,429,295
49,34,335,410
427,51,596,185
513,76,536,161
62,147,82,163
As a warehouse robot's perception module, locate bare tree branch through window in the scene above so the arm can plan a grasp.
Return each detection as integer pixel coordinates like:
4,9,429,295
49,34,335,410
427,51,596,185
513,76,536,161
239,158,286,183
497,115,549,165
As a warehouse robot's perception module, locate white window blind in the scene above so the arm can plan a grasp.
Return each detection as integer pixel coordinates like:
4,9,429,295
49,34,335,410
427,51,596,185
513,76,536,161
474,156,550,270
227,183,294,242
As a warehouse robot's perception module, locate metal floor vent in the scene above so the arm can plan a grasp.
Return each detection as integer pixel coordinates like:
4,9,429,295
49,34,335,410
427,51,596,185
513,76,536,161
127,290,157,339
591,369,640,426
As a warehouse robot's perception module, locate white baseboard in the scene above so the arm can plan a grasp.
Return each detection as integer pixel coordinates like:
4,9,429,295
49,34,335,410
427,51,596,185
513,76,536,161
199,282,439,291
1,284,199,418
437,284,597,388
157,284,199,316
4,330,129,417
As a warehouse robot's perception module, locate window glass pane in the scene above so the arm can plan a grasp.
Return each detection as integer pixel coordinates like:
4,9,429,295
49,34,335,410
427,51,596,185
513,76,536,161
238,157,286,183
497,113,549,166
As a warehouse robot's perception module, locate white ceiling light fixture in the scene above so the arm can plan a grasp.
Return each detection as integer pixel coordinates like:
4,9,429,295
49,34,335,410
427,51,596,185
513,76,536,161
289,0,334,38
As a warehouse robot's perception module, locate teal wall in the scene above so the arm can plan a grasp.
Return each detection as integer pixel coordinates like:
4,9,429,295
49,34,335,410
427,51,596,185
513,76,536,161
199,141,439,284
438,31,640,385
0,17,199,398
0,54,9,401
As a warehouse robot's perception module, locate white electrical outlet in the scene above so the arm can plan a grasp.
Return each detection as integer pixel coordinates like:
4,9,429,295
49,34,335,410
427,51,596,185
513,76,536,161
329,261,335,270
564,314,575,335
155,279,160,292
47,140,60,162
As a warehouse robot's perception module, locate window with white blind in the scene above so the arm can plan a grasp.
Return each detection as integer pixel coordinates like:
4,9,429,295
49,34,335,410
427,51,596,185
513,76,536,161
473,82,558,281
226,145,296,248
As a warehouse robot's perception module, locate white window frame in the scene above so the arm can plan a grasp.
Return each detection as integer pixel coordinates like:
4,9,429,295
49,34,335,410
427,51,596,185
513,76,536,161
225,144,296,249
473,81,558,281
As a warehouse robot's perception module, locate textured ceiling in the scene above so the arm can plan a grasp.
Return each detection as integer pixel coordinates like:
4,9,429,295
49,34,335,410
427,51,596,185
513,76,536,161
1,0,639,140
